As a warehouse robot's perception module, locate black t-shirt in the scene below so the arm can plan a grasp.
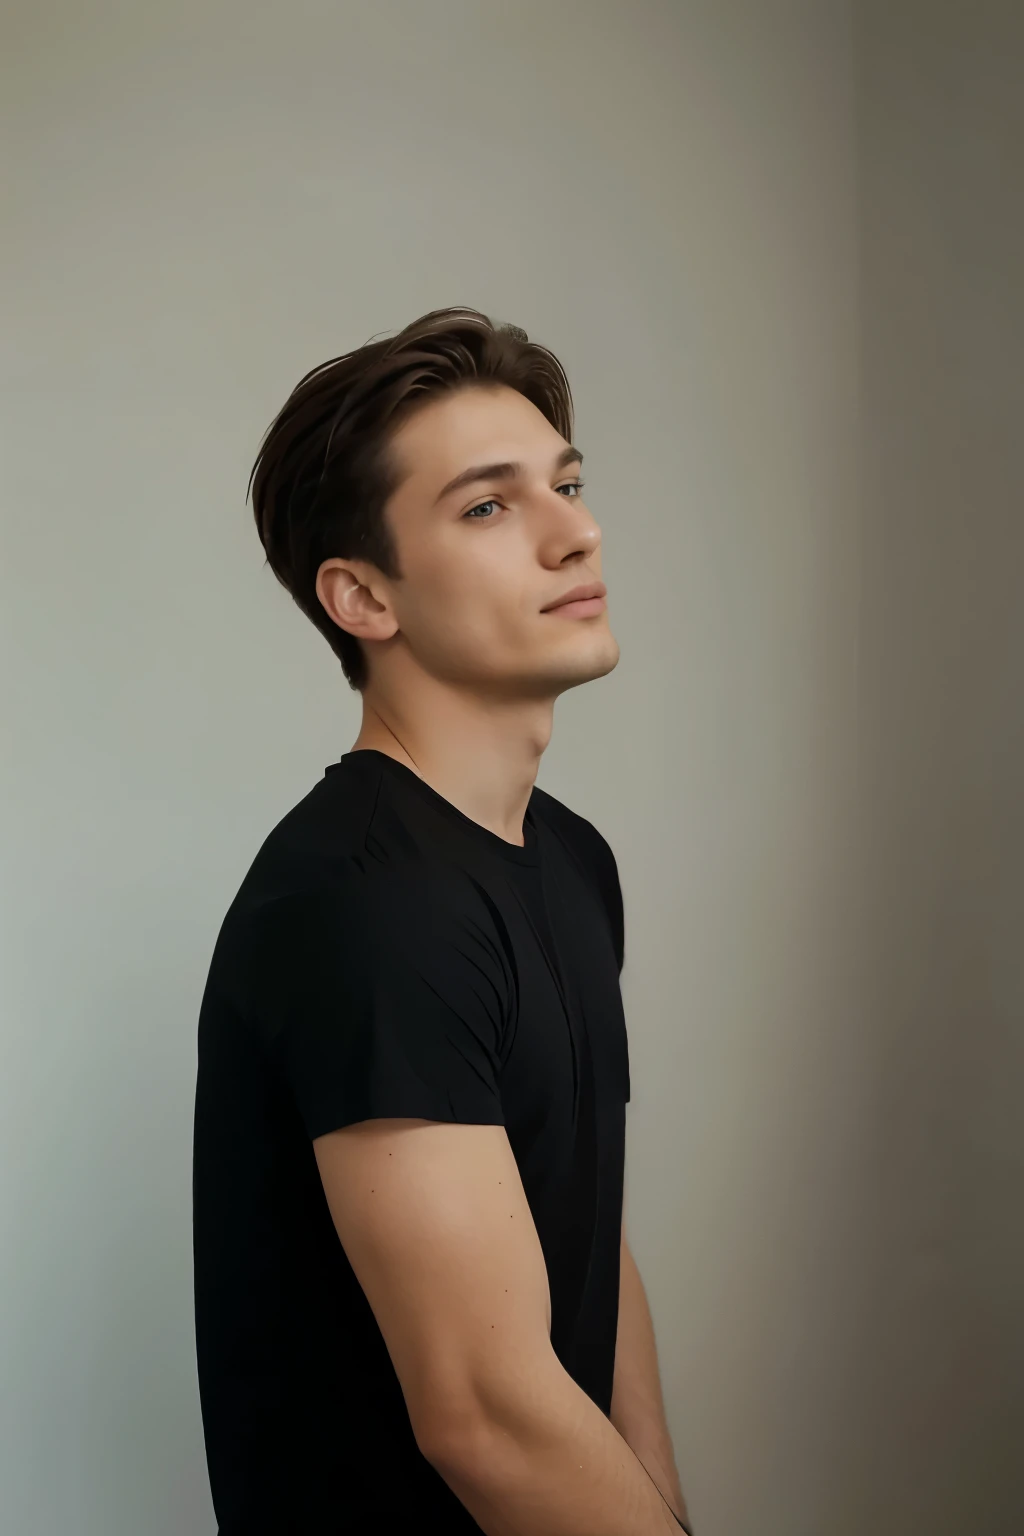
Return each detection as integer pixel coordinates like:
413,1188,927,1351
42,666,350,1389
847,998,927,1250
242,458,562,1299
192,749,631,1534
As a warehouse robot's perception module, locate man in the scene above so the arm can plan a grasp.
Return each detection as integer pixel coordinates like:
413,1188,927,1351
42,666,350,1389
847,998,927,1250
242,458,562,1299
192,307,691,1534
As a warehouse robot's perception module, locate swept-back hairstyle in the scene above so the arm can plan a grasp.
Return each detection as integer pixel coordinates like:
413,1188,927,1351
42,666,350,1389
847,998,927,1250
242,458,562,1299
249,306,574,690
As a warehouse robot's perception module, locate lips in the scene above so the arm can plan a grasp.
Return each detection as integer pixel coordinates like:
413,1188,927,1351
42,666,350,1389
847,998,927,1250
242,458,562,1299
541,581,607,612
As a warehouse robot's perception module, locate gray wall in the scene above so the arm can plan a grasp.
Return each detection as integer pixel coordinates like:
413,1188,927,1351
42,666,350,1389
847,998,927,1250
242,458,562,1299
852,4,1024,1530
1,3,1019,1534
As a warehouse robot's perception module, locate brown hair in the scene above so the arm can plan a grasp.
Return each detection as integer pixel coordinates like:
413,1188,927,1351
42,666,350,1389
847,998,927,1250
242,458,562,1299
249,306,575,691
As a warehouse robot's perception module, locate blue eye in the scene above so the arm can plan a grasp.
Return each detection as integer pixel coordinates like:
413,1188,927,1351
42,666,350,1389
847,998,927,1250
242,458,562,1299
462,481,586,519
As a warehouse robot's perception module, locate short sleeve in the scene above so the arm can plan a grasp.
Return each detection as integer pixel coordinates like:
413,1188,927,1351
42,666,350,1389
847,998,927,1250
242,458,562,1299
245,865,511,1142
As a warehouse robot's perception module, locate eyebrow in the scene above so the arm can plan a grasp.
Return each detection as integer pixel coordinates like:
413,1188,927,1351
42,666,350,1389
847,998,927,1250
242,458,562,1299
434,444,584,505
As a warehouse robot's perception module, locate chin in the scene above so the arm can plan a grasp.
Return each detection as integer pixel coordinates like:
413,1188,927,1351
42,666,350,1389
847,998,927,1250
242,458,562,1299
443,632,620,697
547,632,621,692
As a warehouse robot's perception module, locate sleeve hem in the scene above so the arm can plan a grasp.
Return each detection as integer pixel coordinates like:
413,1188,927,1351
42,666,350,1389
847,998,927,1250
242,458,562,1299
302,1093,505,1143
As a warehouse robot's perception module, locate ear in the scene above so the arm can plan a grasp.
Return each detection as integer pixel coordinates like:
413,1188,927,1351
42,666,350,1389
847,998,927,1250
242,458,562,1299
316,557,399,643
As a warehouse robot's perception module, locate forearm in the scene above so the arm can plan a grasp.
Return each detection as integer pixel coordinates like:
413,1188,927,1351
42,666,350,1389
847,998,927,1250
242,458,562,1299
425,1355,685,1536
610,1239,688,1528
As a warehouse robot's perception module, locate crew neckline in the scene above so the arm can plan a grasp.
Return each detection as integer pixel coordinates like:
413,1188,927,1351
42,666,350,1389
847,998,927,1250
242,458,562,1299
338,749,541,866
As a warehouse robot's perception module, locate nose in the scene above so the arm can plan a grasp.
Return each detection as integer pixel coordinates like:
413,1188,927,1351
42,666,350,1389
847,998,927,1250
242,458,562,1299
537,488,602,568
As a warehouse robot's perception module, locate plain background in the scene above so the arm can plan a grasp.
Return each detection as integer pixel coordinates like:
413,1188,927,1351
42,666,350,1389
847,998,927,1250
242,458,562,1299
2,3,1021,1533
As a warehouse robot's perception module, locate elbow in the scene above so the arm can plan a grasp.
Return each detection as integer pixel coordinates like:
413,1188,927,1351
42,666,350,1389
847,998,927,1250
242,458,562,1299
414,1400,501,1482
412,1346,568,1479
413,1364,558,1481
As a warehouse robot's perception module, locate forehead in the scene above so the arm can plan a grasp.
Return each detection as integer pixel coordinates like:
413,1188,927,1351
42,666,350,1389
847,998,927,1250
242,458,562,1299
388,383,566,490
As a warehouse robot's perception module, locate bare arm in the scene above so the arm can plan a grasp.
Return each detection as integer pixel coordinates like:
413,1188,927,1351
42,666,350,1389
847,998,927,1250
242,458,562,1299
611,1223,690,1531
313,1117,684,1536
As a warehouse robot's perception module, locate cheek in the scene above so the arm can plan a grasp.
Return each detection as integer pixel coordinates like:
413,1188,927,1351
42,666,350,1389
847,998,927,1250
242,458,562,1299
405,544,532,639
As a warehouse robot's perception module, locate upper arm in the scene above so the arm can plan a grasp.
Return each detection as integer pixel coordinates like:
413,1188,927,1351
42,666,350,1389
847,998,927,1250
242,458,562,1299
245,868,560,1452
313,1115,556,1459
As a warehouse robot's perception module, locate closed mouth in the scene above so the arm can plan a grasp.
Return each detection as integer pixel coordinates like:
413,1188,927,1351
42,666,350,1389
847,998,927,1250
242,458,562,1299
541,582,607,612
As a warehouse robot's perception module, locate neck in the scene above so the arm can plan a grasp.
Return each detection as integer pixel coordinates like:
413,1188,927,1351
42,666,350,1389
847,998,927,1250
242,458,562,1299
350,675,555,847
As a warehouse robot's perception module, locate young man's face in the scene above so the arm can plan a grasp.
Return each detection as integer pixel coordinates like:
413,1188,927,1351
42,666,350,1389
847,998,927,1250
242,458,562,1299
375,383,620,696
